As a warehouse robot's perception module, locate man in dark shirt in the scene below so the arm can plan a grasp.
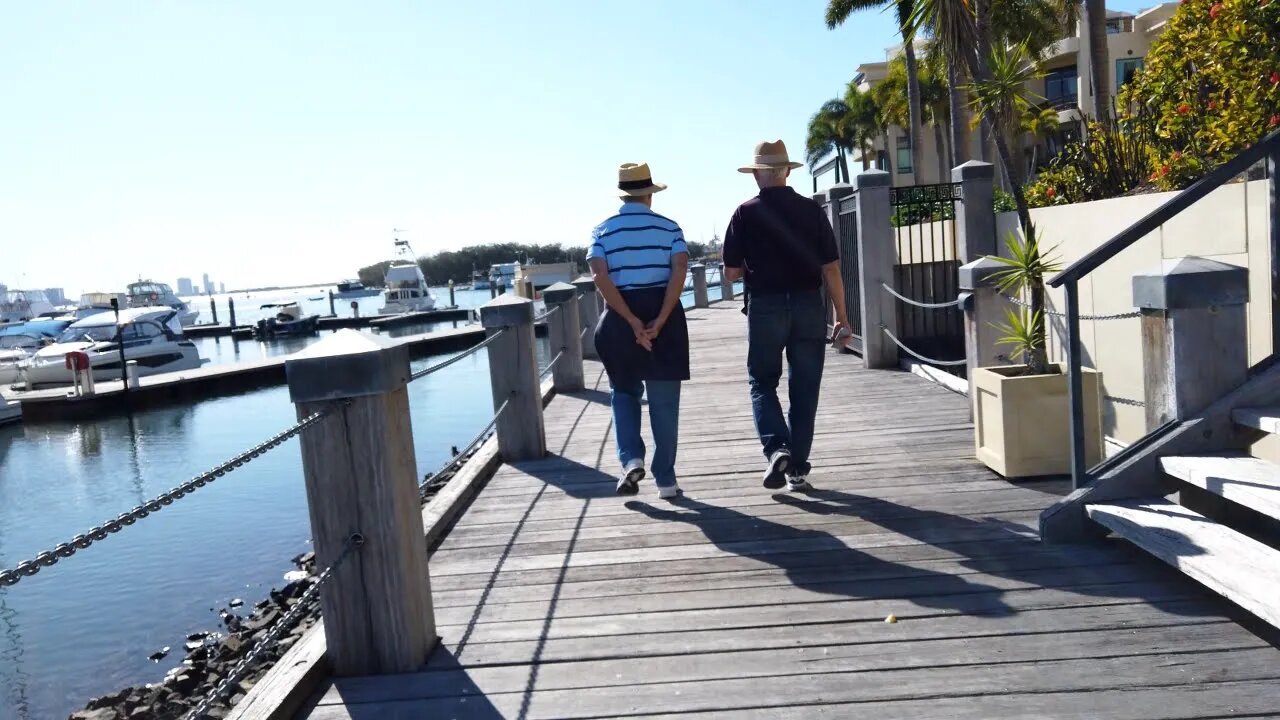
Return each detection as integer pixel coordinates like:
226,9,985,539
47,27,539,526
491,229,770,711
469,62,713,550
723,140,852,491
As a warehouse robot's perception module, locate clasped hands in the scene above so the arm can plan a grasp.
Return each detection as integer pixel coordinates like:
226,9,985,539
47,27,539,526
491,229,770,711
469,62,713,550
626,315,666,352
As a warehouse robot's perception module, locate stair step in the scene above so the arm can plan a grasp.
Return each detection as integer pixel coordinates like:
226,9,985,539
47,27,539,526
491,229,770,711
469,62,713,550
1161,454,1280,522
1087,499,1280,629
1232,406,1280,434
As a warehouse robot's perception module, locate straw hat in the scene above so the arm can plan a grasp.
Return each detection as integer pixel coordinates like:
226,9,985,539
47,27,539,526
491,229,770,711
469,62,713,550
738,139,804,173
617,162,667,197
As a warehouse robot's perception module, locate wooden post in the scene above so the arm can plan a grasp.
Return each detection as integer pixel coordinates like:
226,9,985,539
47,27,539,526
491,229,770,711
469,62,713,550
209,297,219,325
351,301,360,319
854,170,899,369
719,263,734,302
329,291,336,316
542,282,584,392
572,276,600,360
228,297,237,328
953,161,997,263
448,280,456,308
479,295,546,461
691,264,709,308
284,330,436,676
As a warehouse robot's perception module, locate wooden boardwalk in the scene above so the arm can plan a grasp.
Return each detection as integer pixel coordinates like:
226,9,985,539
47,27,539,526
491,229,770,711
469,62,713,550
300,301,1280,719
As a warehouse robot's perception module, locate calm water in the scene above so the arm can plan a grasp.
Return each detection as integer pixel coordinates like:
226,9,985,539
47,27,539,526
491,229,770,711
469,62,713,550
0,281,721,720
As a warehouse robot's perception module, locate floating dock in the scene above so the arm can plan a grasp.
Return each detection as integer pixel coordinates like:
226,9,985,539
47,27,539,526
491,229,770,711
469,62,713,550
183,307,473,338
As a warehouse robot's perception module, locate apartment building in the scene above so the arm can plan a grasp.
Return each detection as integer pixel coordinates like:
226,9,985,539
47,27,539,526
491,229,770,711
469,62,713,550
840,3,1177,187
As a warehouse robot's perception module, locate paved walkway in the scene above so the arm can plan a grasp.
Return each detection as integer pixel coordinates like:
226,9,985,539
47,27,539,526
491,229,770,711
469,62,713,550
301,301,1280,719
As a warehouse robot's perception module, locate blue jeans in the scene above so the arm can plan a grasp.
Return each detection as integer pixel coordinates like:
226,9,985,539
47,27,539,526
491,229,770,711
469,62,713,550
747,290,827,476
611,379,681,488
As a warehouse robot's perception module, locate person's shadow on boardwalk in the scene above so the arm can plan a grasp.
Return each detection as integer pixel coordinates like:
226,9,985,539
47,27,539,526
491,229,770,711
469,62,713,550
623,495,1016,618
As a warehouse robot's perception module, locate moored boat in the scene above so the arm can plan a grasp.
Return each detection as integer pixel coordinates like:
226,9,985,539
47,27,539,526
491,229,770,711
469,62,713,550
21,308,202,387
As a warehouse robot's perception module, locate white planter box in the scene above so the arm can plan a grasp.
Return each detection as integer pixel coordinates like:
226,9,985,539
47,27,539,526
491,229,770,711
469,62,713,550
973,363,1103,478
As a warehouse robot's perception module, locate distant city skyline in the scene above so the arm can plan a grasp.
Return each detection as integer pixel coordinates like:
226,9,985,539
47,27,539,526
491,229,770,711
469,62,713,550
176,277,195,295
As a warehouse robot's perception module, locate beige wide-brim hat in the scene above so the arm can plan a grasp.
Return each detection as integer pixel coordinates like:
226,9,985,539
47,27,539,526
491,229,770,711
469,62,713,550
738,139,804,173
617,162,668,197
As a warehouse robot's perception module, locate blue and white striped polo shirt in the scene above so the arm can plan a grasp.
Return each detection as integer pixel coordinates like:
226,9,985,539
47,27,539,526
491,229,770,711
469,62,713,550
587,203,689,291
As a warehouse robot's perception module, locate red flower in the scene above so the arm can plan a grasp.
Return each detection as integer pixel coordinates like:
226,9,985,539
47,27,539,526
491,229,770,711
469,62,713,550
1171,151,1183,161
1271,72,1280,85
1177,103,1191,114
1045,187,1057,198
1210,2,1224,17
1208,100,1219,110
1271,114,1280,127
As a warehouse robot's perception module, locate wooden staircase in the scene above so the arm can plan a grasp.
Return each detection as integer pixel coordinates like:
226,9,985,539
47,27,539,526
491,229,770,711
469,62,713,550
1082,406,1280,629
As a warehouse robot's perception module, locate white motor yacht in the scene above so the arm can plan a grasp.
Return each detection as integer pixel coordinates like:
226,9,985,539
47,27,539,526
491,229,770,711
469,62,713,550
21,308,202,387
378,239,437,314
0,319,71,386
126,280,200,326
0,290,55,324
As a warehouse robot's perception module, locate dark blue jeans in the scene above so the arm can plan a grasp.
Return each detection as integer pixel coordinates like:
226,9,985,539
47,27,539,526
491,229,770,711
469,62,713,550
610,378,682,488
746,290,827,476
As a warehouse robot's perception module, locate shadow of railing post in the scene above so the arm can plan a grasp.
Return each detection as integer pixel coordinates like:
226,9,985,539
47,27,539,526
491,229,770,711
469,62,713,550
543,283,585,393
479,294,547,461
572,276,600,360
690,263,710,309
284,329,438,676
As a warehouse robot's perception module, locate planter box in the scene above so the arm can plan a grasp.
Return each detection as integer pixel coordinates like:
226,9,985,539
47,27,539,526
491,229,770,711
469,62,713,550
973,363,1103,478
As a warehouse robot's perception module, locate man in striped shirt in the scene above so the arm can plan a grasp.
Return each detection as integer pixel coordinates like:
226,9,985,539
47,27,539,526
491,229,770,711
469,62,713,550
587,162,691,499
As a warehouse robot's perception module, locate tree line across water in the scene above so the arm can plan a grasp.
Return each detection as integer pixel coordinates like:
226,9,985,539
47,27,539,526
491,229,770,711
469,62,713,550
356,241,710,288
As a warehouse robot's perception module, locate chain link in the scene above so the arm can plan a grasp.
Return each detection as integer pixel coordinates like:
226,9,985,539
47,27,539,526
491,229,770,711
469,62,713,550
533,304,561,322
419,400,509,501
878,325,968,366
183,533,365,720
1001,293,1141,321
409,328,506,382
0,402,345,588
1106,395,1147,408
881,282,964,310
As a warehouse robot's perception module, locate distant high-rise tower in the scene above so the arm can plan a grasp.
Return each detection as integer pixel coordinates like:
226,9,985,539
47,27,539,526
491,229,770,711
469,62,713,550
219,282,226,294
176,277,195,296
202,273,213,295
43,288,66,305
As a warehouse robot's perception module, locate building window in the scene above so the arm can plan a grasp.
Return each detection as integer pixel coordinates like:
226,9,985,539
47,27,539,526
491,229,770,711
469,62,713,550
1045,66,1079,108
1116,57,1144,91
895,136,912,174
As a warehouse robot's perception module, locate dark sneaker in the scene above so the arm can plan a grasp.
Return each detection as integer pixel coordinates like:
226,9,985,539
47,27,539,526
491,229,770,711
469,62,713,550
786,474,813,492
617,460,644,495
762,450,790,489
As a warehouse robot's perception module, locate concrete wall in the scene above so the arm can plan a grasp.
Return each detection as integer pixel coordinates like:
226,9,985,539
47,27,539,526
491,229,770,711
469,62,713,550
992,179,1272,444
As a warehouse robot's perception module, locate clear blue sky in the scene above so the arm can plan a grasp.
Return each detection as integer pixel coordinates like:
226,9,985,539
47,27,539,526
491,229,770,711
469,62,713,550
0,0,1156,294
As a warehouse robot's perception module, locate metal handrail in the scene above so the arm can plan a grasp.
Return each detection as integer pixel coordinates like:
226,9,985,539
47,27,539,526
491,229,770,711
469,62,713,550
1051,130,1280,489
1051,129,1280,288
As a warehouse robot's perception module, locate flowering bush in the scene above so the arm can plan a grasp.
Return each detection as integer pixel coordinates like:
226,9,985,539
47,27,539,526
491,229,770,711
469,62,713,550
1026,166,1080,208
1120,0,1280,190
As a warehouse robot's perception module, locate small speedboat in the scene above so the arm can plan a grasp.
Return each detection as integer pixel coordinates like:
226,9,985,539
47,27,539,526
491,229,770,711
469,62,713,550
253,303,319,340
21,308,202,387
0,319,71,386
333,280,381,299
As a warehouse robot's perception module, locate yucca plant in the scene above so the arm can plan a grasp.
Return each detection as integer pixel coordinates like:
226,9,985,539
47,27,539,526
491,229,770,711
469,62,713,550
987,223,1060,375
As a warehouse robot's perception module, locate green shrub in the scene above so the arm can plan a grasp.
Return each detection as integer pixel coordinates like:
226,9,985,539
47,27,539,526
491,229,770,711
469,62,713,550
993,189,1019,213
1119,0,1280,190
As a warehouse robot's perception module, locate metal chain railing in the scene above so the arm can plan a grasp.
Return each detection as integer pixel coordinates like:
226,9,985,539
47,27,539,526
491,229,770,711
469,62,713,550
183,533,365,720
0,402,347,588
1001,292,1141,321
1106,395,1146,408
409,328,506,382
879,325,968,367
419,400,510,501
533,304,561,323
881,282,963,309
540,351,564,380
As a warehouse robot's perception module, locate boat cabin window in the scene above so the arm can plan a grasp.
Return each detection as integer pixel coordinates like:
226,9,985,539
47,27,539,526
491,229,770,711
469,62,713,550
58,325,118,344
0,334,40,350
121,321,166,342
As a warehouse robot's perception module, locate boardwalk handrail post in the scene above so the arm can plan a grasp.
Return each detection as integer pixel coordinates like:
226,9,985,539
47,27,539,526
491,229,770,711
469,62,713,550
209,297,219,325
959,257,1016,410
479,295,547,460
690,264,710,308
719,262,734,302
284,329,437,676
228,297,237,328
827,184,855,336
953,161,997,263
572,276,600,360
854,170,899,368
542,282,585,392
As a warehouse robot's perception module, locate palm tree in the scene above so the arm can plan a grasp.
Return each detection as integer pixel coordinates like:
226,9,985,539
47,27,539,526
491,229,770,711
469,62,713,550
1081,0,1109,125
827,0,924,182
1022,106,1060,176
920,49,953,181
805,99,855,183
907,0,1038,229
843,86,882,172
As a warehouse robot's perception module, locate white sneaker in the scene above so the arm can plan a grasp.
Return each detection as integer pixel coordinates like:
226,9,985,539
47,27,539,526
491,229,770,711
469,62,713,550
658,484,683,500
786,474,813,492
762,450,791,489
616,459,645,495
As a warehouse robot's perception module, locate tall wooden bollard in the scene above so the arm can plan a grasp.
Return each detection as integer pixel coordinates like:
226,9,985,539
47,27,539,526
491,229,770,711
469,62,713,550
329,291,336,316
719,264,734,302
448,280,456,308
228,297,237,328
285,330,437,676
691,264,709,308
572,276,599,360
209,297,219,325
542,282,584,392
479,295,547,461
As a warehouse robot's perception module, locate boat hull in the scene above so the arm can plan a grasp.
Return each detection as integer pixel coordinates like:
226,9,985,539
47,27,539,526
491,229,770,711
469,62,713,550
333,289,382,299
23,342,203,387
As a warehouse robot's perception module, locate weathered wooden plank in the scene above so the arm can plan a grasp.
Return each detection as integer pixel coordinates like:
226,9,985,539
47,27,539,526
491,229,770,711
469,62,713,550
1232,405,1280,434
1160,453,1280,522
1088,499,1280,628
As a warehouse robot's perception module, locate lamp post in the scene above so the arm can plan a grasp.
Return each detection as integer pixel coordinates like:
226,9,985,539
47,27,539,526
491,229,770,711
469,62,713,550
110,298,129,397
